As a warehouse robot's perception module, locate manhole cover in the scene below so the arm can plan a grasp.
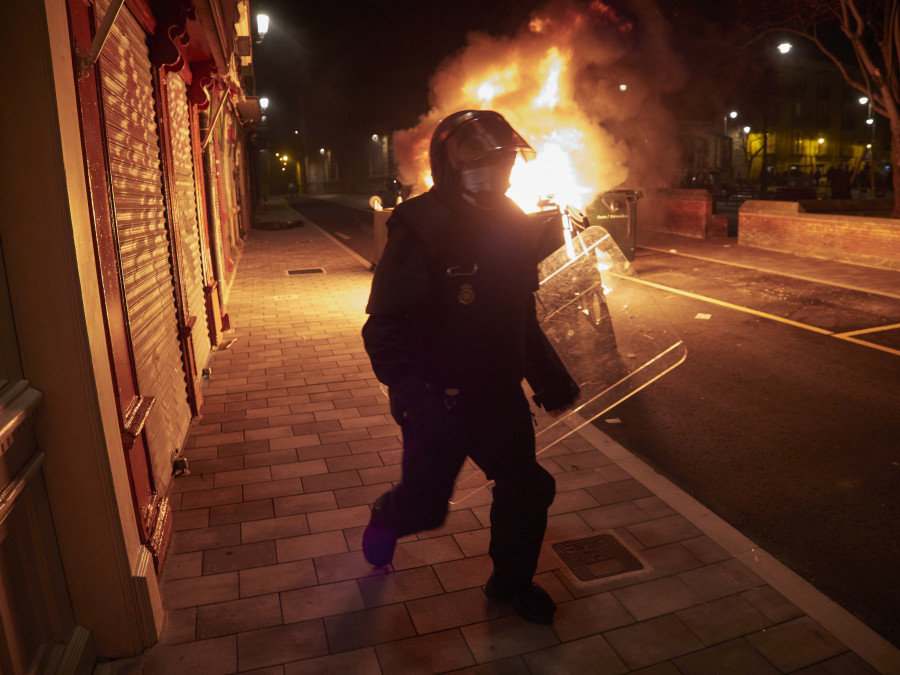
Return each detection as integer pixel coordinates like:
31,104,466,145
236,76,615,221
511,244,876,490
286,268,325,275
553,534,643,581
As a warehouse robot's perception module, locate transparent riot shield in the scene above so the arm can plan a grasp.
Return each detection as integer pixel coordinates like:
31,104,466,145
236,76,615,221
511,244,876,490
450,220,687,504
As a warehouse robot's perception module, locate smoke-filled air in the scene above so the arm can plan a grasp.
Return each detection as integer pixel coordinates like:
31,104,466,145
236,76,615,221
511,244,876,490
391,0,687,214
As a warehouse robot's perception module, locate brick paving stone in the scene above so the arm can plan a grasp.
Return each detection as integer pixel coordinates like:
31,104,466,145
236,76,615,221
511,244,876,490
236,620,329,672
281,579,365,622
579,501,654,531
213,466,272,488
461,615,559,663
324,452,383,472
627,514,703,548
276,530,348,562
270,459,329,480
551,591,636,642
171,523,241,554
182,456,243,477
390,534,465,570
163,551,203,581
680,535,732,565
333,482,390,509
431,554,492,593
241,513,310,543
306,504,370,533
208,499,274,526
412,587,510,635
740,585,804,624
678,558,765,602
323,603,417,653
162,572,239,610
196,593,282,639
202,540,277,574
612,576,704,621
173,508,209,531
158,607,196,645
603,615,704,670
672,638,780,674
240,559,317,597
142,635,236,675
358,566,444,608
745,616,847,672
273,491,338,517
312,550,377,584
170,473,216,494
675,594,773,645
283,647,381,675
375,628,477,673
548,488,601,515
637,542,704,578
523,633,628,675
301,469,363,493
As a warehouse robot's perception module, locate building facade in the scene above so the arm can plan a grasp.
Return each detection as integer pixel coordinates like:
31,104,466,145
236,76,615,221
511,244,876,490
0,0,259,670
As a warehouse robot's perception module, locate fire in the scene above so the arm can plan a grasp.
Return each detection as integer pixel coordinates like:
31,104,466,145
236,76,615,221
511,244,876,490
389,1,681,216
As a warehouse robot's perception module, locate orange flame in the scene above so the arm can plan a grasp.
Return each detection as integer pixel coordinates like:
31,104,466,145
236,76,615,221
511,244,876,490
391,1,683,215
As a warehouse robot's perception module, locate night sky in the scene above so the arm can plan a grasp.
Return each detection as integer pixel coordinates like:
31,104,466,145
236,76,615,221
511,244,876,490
251,0,744,162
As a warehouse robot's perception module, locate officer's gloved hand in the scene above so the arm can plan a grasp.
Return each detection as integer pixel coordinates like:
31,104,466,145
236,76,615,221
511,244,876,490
532,372,580,417
389,379,448,433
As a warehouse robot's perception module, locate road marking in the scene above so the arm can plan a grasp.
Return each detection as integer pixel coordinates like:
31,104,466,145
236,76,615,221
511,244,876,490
617,275,833,335
832,324,900,357
620,275,900,356
832,323,900,338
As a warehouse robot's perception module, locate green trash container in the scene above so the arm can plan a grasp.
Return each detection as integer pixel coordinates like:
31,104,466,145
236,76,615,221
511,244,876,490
584,189,643,261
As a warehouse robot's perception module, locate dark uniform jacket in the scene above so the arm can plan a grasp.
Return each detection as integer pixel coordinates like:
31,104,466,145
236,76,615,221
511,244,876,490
363,189,576,410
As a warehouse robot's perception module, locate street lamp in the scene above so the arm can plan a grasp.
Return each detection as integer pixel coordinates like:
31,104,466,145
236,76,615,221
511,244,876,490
259,97,269,111
256,14,269,41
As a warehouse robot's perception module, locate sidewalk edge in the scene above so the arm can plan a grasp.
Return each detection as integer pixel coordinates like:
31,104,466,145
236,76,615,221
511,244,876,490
573,419,900,673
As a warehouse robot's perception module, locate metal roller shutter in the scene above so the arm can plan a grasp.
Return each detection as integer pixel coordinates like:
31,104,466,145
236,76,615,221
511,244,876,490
166,74,211,374
96,0,190,487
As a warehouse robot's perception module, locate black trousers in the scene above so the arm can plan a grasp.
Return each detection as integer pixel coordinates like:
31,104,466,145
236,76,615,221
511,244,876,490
378,387,555,588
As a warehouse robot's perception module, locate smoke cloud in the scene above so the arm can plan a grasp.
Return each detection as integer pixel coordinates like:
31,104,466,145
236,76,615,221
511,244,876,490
391,0,688,209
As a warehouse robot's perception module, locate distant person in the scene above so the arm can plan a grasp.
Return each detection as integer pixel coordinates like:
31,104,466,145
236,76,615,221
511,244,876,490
361,110,579,624
829,161,851,199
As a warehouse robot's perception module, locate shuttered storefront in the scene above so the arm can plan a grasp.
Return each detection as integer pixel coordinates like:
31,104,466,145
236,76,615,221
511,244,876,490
166,74,211,376
96,0,190,488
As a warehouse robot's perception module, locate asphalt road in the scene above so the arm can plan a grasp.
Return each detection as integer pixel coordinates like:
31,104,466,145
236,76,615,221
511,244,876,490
287,195,900,648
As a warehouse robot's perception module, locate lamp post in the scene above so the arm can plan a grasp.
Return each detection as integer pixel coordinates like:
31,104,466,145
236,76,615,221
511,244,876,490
759,41,792,198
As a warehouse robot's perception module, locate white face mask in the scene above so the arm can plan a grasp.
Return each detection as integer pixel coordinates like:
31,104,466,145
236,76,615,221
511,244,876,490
460,164,511,195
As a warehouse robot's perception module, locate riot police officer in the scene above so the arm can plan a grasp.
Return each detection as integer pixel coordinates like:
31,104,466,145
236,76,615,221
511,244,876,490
361,110,578,624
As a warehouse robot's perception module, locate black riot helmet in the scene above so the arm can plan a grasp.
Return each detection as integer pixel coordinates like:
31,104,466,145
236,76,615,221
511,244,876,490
429,110,535,193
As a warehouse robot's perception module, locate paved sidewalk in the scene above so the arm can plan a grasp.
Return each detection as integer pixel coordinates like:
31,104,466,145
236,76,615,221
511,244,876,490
141,198,899,673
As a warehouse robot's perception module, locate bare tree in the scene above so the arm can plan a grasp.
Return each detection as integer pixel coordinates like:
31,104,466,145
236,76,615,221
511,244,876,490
743,0,899,214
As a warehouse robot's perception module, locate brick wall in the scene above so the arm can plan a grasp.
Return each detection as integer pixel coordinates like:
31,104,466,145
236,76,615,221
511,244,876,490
652,189,728,239
738,201,900,271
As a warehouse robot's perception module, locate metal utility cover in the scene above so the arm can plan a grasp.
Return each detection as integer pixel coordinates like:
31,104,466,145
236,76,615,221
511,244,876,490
286,268,324,275
553,534,643,581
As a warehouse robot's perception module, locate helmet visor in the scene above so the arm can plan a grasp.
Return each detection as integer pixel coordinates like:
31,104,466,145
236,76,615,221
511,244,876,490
443,113,535,169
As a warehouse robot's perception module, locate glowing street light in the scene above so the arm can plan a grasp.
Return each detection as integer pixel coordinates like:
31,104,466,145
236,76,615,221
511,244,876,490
259,97,269,111
859,96,869,105
777,42,792,54
257,14,269,40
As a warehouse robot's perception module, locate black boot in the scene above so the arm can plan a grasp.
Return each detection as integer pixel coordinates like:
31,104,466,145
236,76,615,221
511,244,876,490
484,573,557,624
362,493,397,568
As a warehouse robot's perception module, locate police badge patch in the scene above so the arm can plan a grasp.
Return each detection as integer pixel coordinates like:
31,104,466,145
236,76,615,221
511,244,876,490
458,283,475,305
